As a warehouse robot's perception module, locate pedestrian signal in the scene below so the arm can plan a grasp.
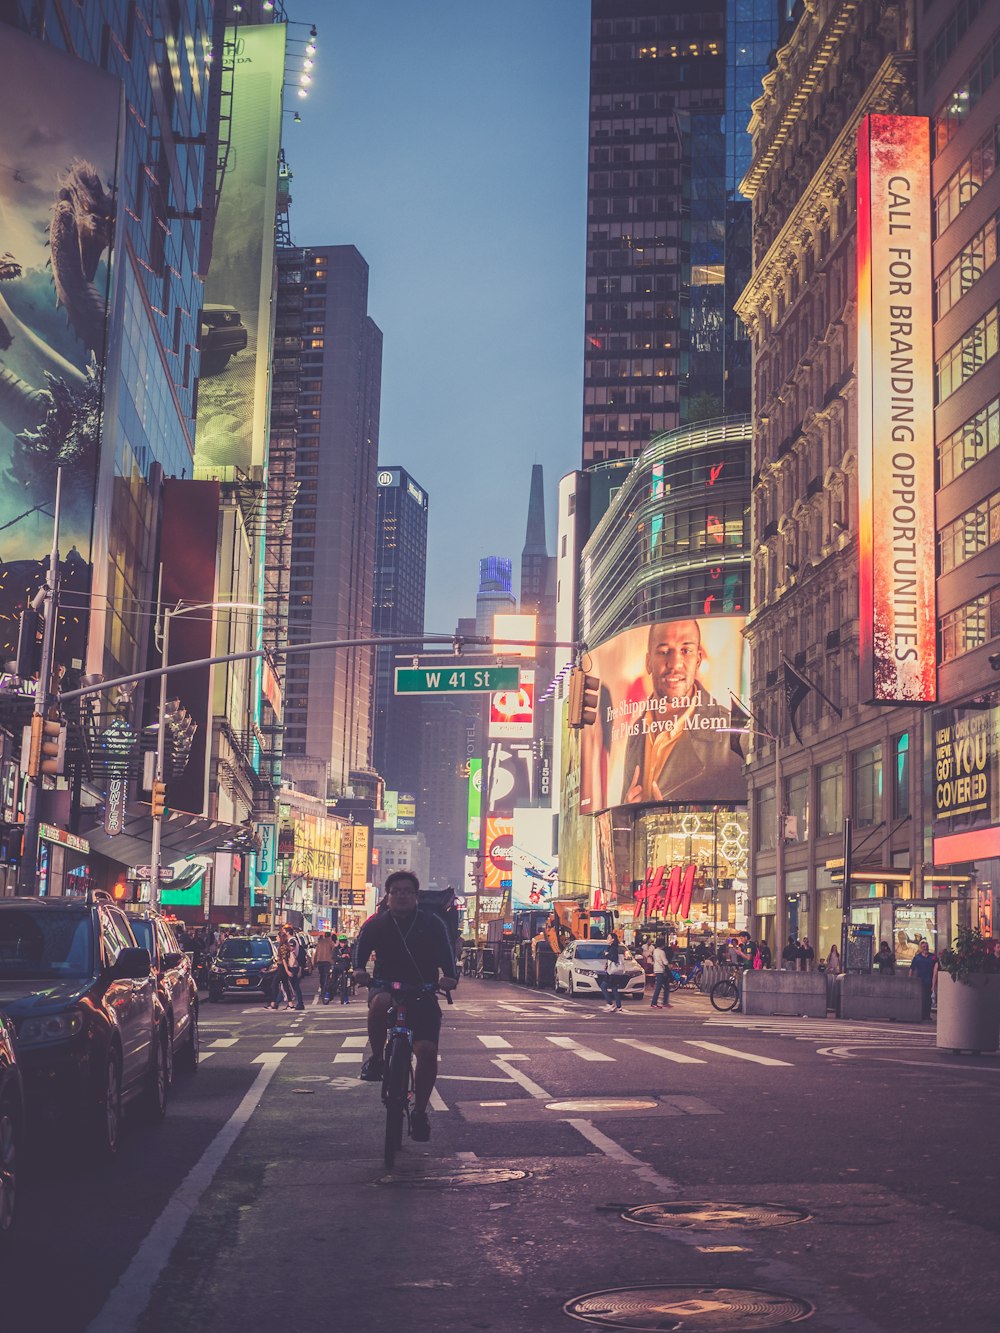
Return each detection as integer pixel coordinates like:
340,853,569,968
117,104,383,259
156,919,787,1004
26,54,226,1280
567,667,600,728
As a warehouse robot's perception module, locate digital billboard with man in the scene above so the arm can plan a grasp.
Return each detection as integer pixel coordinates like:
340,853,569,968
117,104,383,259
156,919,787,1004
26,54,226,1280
579,615,747,813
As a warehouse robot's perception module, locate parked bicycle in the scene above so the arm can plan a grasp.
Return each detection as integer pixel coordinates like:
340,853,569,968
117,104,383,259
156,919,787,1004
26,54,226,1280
380,981,453,1169
709,965,742,1012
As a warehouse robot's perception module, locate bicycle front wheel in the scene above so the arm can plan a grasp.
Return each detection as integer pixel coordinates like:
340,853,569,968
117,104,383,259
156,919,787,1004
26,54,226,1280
710,977,740,1012
382,1038,411,1169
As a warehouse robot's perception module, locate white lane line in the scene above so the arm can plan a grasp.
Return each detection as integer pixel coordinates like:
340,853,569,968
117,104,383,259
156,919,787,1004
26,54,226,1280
428,1087,448,1111
208,1038,238,1049
686,1040,793,1067
563,1118,678,1194
341,1035,368,1048
274,1036,302,1048
546,1035,615,1062
477,1035,512,1049
437,1074,514,1083
492,1058,552,1099
614,1038,705,1064
87,1053,286,1333
332,1051,363,1064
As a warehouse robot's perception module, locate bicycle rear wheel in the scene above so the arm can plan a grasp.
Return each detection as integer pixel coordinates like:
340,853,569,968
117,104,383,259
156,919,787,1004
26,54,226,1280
710,977,740,1012
382,1037,411,1169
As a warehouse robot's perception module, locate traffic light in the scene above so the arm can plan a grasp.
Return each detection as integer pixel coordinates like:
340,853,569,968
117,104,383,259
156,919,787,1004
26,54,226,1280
14,608,42,679
151,780,167,818
26,715,66,779
567,667,600,728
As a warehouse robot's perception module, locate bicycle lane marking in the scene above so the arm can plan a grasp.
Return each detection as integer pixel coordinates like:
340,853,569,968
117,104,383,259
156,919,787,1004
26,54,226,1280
86,1052,287,1333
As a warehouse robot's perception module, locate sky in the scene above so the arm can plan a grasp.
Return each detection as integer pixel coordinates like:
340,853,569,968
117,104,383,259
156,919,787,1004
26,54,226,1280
288,0,592,635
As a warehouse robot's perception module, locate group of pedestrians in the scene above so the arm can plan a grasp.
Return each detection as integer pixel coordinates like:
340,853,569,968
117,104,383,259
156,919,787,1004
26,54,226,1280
314,933,354,1004
265,923,308,1010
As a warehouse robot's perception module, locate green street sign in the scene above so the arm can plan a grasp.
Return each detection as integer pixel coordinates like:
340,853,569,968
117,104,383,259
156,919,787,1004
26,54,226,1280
394,665,520,695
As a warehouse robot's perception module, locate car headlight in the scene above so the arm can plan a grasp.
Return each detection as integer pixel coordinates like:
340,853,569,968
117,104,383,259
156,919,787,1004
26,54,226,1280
17,1010,84,1046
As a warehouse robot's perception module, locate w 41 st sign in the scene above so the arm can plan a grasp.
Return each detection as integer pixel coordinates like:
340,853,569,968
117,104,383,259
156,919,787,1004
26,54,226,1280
394,666,519,695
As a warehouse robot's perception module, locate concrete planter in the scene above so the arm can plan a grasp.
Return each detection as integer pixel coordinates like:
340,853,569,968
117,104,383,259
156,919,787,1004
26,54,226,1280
743,969,827,1017
837,973,922,1023
935,973,1000,1054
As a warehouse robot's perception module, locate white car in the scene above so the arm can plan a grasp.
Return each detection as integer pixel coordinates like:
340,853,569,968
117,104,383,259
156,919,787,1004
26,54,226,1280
554,940,646,1000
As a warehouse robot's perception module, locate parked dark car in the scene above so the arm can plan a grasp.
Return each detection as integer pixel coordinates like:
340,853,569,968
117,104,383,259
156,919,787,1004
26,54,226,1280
0,1010,24,1255
199,303,248,374
207,936,277,1002
0,895,169,1160
125,909,199,1081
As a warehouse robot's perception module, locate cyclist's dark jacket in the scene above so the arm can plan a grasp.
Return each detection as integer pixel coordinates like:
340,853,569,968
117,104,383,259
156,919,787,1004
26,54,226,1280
354,908,457,985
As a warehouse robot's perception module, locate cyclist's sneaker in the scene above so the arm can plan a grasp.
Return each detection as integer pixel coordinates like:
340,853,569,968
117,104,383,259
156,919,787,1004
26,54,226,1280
410,1109,431,1142
359,1055,383,1082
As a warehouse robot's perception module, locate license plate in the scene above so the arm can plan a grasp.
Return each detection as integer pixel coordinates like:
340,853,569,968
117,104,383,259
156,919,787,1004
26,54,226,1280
235,978,250,986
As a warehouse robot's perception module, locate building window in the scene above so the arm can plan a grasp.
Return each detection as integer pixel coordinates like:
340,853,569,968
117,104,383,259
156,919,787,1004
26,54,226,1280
938,487,1000,572
784,769,810,842
938,393,1000,485
817,759,843,836
935,302,1000,401
939,587,1000,661
852,744,883,828
934,29,1000,154
756,783,775,851
935,119,1000,236
936,214,998,317
892,733,911,820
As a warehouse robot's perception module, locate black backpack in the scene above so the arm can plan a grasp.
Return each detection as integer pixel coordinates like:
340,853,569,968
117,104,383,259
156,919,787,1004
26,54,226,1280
419,887,461,953
296,939,308,971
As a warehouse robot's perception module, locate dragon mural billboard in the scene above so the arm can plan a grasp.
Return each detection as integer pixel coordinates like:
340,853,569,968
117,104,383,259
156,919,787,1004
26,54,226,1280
0,28,121,668
194,24,285,474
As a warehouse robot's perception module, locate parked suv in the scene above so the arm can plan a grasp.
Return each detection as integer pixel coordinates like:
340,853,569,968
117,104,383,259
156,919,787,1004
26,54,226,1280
124,908,199,1082
207,935,278,1002
0,895,169,1160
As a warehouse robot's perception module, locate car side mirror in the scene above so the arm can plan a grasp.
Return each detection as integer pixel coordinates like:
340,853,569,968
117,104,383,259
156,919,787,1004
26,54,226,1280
162,951,183,970
111,947,152,980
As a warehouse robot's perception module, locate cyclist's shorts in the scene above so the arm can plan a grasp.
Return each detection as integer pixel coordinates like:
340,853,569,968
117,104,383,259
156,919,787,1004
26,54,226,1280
370,985,442,1045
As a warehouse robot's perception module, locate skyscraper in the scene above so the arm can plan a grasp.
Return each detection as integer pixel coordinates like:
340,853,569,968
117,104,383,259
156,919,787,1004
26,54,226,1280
582,1,779,466
371,466,429,796
283,246,382,799
475,557,515,637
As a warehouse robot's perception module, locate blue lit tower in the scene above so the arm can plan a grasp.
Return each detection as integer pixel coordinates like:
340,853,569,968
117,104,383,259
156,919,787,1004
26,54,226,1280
475,557,515,638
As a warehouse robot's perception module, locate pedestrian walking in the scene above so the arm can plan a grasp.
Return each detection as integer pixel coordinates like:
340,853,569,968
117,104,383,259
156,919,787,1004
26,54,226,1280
314,931,335,998
598,932,625,1012
266,929,295,1009
909,939,938,1020
283,924,305,1009
650,935,670,1008
799,937,815,972
874,941,896,975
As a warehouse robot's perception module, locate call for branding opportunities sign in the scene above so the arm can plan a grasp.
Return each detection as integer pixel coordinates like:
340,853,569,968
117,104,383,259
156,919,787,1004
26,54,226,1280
856,114,935,704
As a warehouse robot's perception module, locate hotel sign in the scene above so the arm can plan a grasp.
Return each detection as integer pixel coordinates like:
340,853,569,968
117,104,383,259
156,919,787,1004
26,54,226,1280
856,114,936,704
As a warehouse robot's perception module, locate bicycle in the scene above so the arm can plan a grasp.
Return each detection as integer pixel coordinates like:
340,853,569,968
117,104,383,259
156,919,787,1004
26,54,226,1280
709,965,742,1012
379,981,453,1169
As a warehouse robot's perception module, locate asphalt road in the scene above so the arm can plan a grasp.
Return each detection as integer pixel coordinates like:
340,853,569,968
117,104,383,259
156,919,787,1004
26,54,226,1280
4,977,999,1333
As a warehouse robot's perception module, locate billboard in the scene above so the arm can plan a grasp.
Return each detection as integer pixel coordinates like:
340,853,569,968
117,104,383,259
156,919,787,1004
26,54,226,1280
376,789,399,831
0,29,121,667
579,615,747,813
466,759,482,849
492,612,537,657
397,792,416,831
856,114,936,704
484,816,513,891
932,703,1000,825
195,24,285,471
512,808,558,911
487,741,535,813
489,669,535,739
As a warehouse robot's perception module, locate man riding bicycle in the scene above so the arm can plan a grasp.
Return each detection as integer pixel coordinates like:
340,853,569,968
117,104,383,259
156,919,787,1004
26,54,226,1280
353,871,458,1142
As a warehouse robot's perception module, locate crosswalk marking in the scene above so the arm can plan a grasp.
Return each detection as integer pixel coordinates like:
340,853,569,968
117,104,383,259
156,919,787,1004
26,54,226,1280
477,1035,512,1049
429,1086,448,1111
333,1051,363,1063
685,1040,792,1067
274,1036,303,1048
546,1035,615,1062
208,1038,238,1049
199,1051,216,1062
614,1038,705,1064
341,1035,368,1047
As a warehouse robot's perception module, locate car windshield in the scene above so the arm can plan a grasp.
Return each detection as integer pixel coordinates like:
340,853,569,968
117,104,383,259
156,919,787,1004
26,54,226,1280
219,938,272,960
0,910,94,979
574,943,611,960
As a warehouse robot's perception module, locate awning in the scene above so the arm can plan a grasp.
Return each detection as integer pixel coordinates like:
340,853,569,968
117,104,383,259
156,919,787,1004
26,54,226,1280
80,803,250,869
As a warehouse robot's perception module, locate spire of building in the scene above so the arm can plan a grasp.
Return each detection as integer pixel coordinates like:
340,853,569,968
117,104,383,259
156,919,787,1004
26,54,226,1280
522,463,548,558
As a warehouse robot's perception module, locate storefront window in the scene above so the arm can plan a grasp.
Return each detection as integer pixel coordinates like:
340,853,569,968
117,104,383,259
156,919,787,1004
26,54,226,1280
816,888,842,960
636,806,748,940
785,868,808,941
852,744,883,828
817,759,843,836
756,784,775,851
892,733,910,820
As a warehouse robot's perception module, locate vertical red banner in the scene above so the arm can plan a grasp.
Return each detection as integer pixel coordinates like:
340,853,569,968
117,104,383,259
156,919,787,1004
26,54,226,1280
856,114,936,704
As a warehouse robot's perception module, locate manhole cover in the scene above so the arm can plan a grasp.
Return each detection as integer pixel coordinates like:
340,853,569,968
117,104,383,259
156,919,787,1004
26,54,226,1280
375,1167,530,1188
564,1284,813,1329
546,1098,659,1113
290,1088,316,1095
622,1202,811,1231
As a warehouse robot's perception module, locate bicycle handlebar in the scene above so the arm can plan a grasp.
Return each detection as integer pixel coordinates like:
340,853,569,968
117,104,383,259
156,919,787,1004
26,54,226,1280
367,978,455,1004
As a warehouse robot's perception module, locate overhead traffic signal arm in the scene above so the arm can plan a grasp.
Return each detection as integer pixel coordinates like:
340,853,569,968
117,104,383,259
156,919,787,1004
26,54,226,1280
567,667,600,728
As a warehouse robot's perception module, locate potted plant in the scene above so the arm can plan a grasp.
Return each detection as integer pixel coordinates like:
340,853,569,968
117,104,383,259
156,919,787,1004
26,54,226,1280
935,927,1000,1054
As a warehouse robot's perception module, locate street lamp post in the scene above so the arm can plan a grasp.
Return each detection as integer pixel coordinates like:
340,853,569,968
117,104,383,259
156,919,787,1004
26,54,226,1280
149,599,261,910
